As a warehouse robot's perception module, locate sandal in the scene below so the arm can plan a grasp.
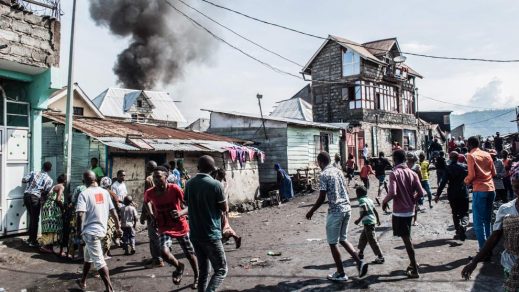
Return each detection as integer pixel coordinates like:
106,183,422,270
172,263,185,285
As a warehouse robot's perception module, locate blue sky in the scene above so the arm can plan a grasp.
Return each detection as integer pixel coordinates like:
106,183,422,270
57,0,519,123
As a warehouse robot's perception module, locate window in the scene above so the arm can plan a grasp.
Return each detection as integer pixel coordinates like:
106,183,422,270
137,100,143,107
375,85,398,112
6,101,29,127
404,130,416,150
131,113,146,122
347,81,375,110
443,114,450,125
342,49,360,77
402,90,415,114
73,107,84,116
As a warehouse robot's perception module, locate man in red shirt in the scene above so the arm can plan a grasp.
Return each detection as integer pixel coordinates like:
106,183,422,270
144,166,199,289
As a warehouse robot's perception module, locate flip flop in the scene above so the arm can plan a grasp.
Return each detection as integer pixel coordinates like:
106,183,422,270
76,278,86,290
172,264,184,285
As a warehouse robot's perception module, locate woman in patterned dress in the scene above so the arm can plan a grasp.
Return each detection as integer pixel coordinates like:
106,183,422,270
38,174,66,254
100,177,119,259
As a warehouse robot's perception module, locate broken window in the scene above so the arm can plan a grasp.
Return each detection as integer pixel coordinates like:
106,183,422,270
342,49,360,77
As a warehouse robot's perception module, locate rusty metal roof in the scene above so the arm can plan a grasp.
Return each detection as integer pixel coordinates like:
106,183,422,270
43,113,242,142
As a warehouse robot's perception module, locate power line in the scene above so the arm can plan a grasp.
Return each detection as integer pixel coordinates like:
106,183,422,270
200,0,519,63
420,95,498,110
175,0,304,67
464,109,516,125
165,0,514,114
163,0,304,80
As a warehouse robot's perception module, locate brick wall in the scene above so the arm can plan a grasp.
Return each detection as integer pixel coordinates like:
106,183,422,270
0,2,60,68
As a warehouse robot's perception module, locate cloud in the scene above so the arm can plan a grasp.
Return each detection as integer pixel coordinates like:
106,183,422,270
401,42,434,54
469,78,515,108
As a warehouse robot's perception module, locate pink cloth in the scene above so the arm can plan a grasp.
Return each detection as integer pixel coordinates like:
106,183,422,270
227,148,237,162
247,149,254,161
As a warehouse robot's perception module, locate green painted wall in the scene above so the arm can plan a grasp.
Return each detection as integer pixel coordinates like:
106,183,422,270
287,126,341,174
0,68,56,170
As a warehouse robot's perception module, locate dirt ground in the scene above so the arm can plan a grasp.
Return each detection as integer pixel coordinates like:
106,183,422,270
0,172,505,291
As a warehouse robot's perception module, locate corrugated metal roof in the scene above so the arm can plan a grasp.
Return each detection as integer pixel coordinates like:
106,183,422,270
204,109,342,130
43,113,243,142
91,88,186,123
95,137,234,152
270,98,313,121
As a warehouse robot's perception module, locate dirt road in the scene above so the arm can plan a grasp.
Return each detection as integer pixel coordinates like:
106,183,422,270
0,172,504,291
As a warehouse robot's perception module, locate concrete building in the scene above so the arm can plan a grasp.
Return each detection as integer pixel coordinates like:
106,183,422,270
0,0,61,235
302,35,423,166
92,87,186,128
206,109,342,192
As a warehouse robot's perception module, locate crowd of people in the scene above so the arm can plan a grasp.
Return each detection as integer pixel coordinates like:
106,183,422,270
305,135,517,290
21,156,241,292
17,133,519,291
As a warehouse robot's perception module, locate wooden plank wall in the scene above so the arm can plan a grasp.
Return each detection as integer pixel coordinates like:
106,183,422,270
287,126,341,174
42,123,91,191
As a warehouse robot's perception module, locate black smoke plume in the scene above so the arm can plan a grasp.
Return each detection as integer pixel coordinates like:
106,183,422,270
89,0,216,89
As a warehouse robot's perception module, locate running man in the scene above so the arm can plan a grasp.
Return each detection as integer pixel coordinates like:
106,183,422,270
306,152,368,281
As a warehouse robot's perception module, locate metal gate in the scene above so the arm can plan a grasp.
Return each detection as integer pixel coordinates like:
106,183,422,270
1,99,30,235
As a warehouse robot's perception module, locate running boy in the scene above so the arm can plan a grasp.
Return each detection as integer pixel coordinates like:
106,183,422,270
360,160,375,190
346,154,355,186
354,186,384,264
306,152,368,281
418,152,433,208
121,196,138,255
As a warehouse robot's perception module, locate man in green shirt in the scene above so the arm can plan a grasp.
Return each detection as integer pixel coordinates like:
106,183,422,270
185,155,227,292
91,158,105,181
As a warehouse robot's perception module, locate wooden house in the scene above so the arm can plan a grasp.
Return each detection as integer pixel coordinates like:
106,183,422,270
205,109,342,191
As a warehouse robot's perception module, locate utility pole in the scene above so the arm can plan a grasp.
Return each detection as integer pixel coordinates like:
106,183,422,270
256,93,268,140
64,0,77,190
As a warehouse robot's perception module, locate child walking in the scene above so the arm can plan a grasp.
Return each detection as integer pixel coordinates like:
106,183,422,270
354,186,384,264
346,154,355,186
360,160,375,190
121,196,138,255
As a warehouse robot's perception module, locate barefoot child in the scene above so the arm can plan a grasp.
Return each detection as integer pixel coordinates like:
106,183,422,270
121,196,138,255
354,186,384,264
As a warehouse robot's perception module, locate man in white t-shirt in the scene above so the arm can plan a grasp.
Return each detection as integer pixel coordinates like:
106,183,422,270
76,171,122,292
111,170,128,207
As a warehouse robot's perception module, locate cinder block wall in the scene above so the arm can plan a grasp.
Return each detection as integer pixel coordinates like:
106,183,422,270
0,1,60,67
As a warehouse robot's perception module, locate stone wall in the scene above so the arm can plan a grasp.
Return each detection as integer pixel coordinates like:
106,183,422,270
0,1,60,68
309,39,418,128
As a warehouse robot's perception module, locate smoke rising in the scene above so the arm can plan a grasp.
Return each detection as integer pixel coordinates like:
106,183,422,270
89,0,216,89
